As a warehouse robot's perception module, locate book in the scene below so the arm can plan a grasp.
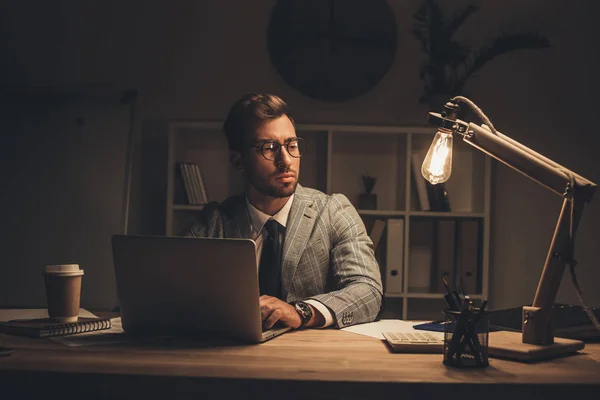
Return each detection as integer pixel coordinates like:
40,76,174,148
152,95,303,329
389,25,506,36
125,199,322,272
191,163,208,204
0,317,112,338
385,218,404,295
426,182,451,212
184,163,200,204
410,152,431,211
176,163,192,204
434,183,451,211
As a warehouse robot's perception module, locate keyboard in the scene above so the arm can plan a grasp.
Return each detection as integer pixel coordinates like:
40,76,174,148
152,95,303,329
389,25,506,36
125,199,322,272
383,331,444,353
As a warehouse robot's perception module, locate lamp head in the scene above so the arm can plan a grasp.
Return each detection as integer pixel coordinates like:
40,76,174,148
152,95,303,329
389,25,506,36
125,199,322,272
427,101,467,133
421,101,461,184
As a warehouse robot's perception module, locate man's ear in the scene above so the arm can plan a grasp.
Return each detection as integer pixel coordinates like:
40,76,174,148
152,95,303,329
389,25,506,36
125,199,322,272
229,150,244,171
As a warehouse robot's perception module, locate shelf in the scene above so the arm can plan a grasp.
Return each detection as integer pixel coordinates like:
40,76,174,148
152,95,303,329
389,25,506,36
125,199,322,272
408,211,485,218
172,204,205,211
149,120,491,321
383,293,483,300
331,131,407,211
358,209,406,217
384,293,404,298
464,294,485,300
404,293,445,299
359,210,485,218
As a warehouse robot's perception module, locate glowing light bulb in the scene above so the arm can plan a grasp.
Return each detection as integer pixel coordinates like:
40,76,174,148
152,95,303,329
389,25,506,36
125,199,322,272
421,129,453,184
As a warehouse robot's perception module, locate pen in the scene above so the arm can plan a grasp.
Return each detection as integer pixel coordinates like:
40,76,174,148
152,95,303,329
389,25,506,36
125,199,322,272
470,299,488,328
467,299,488,366
442,275,450,291
442,276,460,311
447,299,472,363
459,277,467,297
454,290,463,307
478,300,488,317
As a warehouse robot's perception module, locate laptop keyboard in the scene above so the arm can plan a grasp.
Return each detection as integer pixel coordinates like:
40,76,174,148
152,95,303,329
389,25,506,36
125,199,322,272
261,325,292,341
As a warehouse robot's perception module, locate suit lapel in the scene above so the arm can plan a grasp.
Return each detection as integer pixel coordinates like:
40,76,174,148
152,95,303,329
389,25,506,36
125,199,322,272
222,194,252,238
282,186,317,299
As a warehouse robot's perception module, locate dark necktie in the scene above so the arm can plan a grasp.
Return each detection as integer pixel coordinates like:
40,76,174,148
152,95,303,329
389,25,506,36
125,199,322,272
259,219,282,298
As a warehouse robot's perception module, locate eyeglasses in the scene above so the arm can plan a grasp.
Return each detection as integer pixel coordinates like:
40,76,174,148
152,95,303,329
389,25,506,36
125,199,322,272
245,137,308,161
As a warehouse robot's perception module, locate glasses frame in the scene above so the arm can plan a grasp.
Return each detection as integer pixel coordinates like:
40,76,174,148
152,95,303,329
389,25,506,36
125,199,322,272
244,137,308,161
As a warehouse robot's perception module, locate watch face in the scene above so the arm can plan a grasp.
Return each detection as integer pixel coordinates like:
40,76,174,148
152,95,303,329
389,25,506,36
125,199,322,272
268,0,397,102
295,301,312,319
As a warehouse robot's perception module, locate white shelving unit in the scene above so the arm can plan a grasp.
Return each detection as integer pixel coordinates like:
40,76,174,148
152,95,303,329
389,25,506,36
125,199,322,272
159,121,491,320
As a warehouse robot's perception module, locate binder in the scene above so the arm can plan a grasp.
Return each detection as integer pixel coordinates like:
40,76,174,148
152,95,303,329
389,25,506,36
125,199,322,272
385,218,404,295
408,220,434,292
369,219,386,250
457,219,481,294
432,219,456,293
369,219,387,269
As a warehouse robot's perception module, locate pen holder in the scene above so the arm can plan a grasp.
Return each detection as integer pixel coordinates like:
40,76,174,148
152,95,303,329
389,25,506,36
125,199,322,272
443,308,490,368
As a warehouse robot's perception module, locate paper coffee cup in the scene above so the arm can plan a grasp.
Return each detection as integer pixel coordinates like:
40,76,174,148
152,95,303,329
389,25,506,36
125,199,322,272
44,264,84,322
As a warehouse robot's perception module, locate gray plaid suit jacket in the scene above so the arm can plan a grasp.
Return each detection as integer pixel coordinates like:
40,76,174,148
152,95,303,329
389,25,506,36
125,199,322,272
181,185,383,328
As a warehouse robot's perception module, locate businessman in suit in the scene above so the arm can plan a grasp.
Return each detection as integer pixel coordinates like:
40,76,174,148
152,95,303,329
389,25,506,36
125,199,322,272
181,93,382,330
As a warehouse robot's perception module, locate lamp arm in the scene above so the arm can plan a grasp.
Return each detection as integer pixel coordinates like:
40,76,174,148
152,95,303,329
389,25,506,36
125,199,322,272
462,122,596,199
458,121,597,344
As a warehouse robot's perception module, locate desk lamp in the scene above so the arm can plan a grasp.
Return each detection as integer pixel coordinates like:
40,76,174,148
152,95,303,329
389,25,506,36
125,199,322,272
423,96,598,359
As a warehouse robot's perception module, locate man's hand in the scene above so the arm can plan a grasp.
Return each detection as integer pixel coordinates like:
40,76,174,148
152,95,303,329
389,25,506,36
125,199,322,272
259,295,302,329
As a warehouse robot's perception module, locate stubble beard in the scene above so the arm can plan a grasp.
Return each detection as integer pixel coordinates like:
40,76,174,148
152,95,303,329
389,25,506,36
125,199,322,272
272,180,298,198
260,178,298,198
249,170,299,199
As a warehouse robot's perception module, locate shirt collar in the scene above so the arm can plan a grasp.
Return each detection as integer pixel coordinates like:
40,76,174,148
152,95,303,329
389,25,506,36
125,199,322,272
246,194,294,235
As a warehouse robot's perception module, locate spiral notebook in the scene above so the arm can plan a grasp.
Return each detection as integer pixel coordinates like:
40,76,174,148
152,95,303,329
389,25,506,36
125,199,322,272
0,317,112,338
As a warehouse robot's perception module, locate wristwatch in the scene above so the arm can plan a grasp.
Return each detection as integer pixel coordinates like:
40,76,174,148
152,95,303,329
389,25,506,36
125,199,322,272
293,301,313,329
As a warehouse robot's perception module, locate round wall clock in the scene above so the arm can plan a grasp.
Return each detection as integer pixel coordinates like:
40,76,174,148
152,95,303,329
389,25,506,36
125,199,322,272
267,0,397,102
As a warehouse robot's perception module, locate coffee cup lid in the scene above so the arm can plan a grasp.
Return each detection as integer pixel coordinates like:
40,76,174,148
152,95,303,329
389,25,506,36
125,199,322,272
45,264,84,275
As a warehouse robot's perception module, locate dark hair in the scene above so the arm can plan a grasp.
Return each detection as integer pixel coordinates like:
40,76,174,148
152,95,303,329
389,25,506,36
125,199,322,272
223,93,294,151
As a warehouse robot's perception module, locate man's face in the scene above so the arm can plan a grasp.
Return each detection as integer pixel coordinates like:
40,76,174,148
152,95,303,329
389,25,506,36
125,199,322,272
241,115,300,198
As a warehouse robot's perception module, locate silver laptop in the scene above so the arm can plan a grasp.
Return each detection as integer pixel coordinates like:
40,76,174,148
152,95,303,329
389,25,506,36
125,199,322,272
111,235,292,343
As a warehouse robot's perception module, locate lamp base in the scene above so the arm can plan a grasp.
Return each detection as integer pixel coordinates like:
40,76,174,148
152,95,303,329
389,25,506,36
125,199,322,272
488,331,585,362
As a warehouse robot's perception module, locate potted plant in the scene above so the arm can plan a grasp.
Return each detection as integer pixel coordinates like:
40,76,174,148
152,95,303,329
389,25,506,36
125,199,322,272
359,174,378,210
412,0,550,107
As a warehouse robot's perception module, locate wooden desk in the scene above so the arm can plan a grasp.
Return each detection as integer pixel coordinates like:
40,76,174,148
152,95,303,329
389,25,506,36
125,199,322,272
1,328,600,400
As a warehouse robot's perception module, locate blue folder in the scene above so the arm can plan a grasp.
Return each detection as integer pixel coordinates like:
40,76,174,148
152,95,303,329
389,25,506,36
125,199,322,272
413,320,505,333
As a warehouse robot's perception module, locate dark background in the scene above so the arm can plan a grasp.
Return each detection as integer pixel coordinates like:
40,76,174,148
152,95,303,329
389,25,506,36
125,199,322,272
0,0,598,311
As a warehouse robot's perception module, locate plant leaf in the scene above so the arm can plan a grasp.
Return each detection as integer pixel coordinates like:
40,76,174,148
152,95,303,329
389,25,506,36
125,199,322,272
454,33,550,92
445,5,479,39
412,0,551,101
470,33,550,75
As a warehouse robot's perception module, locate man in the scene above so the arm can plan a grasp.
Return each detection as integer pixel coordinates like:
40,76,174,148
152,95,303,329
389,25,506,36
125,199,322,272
182,93,382,330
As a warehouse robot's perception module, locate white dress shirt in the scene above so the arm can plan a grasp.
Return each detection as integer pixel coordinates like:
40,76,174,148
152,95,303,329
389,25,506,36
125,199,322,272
246,195,333,328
